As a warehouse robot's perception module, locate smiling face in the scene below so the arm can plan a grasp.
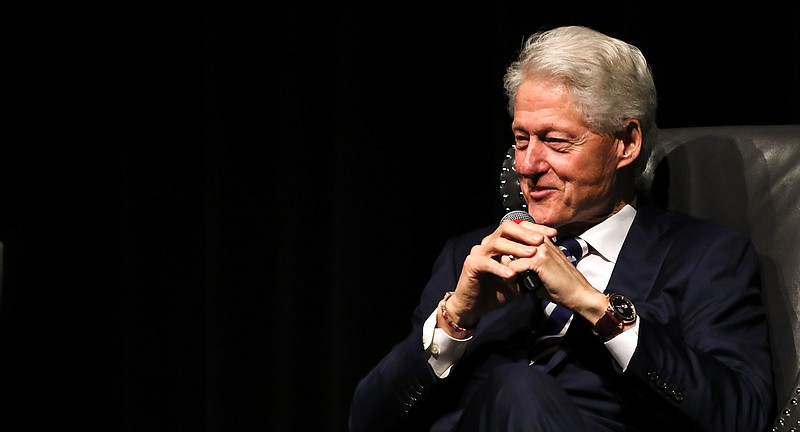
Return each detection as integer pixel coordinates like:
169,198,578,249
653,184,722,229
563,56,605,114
512,78,636,234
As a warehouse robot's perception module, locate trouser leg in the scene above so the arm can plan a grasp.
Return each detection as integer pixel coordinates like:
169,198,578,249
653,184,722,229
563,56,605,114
454,362,588,432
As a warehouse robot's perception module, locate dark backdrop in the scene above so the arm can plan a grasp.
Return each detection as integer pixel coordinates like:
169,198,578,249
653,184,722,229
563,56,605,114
2,2,798,431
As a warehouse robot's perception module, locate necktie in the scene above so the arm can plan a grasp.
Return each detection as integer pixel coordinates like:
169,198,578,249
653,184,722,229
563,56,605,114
529,237,588,363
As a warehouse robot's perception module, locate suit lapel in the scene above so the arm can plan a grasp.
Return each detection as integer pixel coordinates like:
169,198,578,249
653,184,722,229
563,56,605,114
607,202,675,303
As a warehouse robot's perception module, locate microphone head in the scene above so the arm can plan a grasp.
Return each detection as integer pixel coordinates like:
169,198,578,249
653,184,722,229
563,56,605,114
500,210,534,224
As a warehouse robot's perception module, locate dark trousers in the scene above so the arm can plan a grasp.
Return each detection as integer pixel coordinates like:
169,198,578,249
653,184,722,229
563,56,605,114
452,362,590,432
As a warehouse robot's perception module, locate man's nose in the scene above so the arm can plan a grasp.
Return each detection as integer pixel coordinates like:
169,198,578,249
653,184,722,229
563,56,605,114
516,141,549,176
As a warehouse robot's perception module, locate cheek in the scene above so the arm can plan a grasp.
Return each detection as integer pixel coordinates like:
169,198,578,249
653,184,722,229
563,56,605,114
561,159,614,198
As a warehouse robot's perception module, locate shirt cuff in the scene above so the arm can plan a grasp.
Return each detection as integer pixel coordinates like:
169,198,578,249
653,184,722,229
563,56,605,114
604,315,640,371
422,308,471,378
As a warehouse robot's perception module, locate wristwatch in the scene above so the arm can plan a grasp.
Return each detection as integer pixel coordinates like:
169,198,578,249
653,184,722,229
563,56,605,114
593,293,637,339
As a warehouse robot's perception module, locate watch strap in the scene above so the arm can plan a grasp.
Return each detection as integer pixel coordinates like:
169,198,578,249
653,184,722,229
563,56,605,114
593,308,622,339
592,293,632,339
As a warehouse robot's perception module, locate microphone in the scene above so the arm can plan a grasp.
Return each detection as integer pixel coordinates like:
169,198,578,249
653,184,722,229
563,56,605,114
500,210,542,293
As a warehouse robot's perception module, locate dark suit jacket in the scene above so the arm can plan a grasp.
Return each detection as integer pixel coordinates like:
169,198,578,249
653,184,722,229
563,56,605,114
349,202,774,431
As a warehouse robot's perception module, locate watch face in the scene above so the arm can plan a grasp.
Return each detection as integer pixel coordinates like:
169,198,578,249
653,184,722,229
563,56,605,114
609,294,636,322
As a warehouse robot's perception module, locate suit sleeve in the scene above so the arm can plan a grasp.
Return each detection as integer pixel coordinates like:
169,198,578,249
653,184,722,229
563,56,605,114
626,228,774,431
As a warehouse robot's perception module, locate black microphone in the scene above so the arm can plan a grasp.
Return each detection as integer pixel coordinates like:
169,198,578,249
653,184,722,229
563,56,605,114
500,210,542,293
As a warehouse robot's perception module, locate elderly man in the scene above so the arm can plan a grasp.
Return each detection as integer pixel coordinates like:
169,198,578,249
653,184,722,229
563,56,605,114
349,25,774,432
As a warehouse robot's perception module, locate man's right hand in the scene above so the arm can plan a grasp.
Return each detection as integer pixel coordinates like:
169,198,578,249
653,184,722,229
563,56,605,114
440,219,557,336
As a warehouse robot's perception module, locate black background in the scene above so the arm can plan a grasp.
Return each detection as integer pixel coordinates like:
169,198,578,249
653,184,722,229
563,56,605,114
2,2,798,431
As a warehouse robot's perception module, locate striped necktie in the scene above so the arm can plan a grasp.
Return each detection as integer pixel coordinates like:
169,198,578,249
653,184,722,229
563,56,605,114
529,237,588,363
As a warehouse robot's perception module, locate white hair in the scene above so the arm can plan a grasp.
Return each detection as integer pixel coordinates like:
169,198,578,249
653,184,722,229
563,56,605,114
503,26,658,175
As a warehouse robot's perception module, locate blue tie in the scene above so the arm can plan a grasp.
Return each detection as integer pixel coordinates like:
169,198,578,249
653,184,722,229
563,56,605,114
529,237,587,363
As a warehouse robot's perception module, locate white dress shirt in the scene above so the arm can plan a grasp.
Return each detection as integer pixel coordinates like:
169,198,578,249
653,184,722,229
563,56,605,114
423,204,640,377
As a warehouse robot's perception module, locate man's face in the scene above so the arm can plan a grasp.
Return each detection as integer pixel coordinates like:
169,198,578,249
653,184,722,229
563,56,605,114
512,78,623,232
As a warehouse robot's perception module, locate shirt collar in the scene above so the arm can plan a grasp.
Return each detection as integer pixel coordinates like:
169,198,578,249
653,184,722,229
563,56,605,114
576,202,637,264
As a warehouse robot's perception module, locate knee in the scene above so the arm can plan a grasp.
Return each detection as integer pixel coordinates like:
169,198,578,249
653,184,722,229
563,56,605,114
459,363,585,431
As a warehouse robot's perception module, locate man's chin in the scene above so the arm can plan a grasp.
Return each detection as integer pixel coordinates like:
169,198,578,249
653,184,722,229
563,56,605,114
527,207,566,227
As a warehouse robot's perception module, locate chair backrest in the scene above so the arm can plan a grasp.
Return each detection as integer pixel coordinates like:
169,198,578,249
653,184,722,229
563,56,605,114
638,125,800,431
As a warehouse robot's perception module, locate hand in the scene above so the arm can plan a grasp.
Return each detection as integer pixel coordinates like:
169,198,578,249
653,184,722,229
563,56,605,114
506,236,607,324
442,220,556,332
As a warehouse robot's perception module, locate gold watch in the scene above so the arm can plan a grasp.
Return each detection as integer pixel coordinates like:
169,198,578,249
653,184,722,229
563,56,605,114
593,293,636,339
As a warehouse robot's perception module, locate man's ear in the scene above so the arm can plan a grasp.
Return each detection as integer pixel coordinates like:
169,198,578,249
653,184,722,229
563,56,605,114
616,118,642,170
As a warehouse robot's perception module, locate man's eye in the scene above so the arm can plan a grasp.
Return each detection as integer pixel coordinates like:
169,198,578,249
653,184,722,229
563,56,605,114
546,138,573,152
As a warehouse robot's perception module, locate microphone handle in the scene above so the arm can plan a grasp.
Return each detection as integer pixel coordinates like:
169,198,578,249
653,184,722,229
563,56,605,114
500,210,543,293
517,270,542,293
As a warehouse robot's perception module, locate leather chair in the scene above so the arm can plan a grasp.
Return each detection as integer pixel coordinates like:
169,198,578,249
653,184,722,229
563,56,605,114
500,124,800,431
637,125,800,432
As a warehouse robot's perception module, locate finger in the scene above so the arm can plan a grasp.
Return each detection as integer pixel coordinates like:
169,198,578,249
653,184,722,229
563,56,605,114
508,245,587,302
464,254,516,280
491,237,538,260
500,219,558,240
499,254,515,266
507,240,567,275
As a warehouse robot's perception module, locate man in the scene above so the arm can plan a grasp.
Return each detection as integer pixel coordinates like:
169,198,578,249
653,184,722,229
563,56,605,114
349,26,774,431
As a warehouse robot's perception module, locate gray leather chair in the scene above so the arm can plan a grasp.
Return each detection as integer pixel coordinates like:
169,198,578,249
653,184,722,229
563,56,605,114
637,125,800,432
